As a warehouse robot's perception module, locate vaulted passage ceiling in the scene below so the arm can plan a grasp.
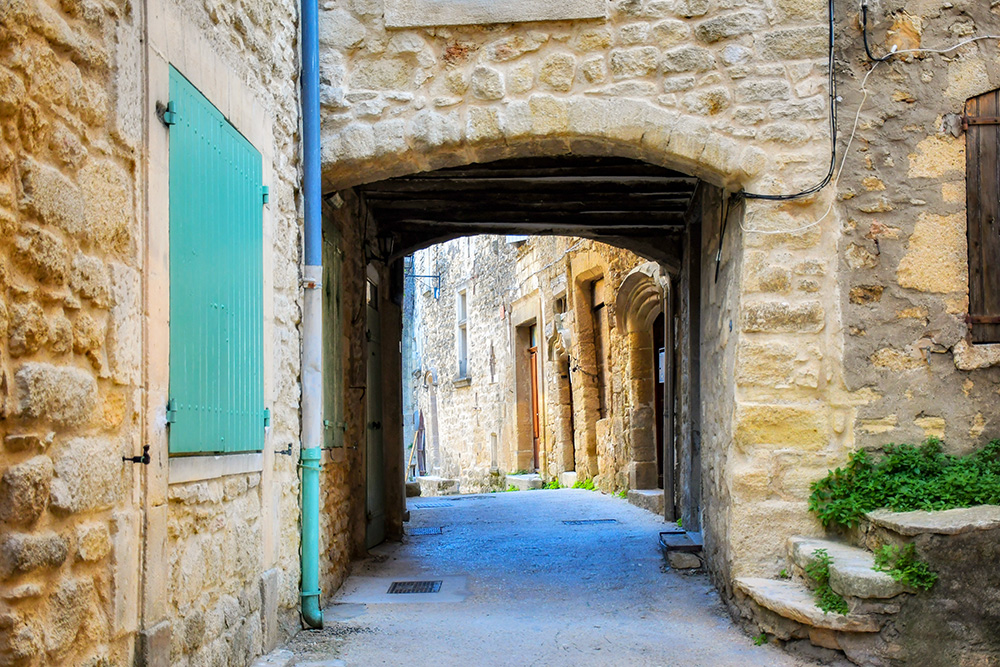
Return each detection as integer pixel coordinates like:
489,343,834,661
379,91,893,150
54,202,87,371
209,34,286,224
354,156,703,265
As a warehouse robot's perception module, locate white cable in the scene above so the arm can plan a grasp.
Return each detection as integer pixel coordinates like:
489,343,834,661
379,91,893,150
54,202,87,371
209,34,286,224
740,23,1000,235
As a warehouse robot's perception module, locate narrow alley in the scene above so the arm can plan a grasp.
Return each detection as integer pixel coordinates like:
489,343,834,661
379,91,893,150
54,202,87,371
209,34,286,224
266,490,835,667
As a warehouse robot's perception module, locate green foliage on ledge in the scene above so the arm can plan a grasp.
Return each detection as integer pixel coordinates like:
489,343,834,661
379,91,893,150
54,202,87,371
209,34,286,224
808,439,1000,529
873,543,938,591
805,548,849,615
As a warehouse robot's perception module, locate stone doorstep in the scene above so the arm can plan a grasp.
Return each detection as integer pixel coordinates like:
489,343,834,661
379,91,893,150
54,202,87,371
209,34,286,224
659,531,704,569
734,578,882,633
416,475,460,496
866,504,1000,536
626,488,664,516
787,536,906,599
558,471,578,488
505,473,543,490
405,480,421,497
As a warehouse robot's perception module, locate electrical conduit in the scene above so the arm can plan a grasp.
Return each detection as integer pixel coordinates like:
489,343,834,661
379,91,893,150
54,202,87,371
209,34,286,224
299,0,323,630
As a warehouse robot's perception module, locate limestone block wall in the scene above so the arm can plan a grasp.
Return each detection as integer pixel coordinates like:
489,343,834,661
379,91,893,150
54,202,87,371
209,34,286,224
318,0,832,192
0,0,145,663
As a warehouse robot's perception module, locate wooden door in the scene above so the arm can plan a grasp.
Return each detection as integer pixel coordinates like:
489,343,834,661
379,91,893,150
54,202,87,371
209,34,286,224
529,325,540,471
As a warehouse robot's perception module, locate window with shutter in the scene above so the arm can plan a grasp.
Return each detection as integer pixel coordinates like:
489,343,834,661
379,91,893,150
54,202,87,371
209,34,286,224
966,89,1000,344
168,66,266,454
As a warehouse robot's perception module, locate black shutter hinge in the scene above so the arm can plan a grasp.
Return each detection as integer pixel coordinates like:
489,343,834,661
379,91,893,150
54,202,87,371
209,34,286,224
123,444,151,465
264,408,271,427
157,101,178,127
262,186,269,204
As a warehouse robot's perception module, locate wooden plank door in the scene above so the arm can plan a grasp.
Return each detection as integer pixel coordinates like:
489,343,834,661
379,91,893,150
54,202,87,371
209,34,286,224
529,325,540,471
366,275,386,549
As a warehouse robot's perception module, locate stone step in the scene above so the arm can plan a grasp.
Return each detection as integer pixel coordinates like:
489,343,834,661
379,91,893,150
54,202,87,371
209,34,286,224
416,475,460,496
505,473,542,490
787,536,906,599
658,530,703,569
735,578,882,633
626,488,664,515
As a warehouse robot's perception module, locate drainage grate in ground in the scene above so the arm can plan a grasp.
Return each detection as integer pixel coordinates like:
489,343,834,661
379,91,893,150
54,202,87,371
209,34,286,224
387,580,443,594
408,526,443,536
562,518,618,525
414,502,455,509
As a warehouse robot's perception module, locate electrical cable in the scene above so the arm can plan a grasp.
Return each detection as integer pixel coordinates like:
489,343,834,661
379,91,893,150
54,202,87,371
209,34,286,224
739,0,838,202
739,1,1000,234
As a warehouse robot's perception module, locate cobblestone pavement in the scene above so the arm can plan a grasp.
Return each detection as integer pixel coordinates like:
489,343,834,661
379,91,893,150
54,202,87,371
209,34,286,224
267,488,833,667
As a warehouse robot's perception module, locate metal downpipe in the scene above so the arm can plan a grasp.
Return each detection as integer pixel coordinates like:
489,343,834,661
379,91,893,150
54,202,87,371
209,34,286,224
299,0,323,630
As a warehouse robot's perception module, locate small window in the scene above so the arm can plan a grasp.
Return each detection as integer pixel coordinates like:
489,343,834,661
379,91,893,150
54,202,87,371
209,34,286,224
457,289,469,378
966,89,1000,343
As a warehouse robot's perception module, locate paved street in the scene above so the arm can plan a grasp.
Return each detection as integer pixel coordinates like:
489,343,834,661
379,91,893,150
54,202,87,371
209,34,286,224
272,489,828,667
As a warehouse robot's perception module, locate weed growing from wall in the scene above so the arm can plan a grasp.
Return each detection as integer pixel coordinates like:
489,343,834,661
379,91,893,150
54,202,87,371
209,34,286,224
872,543,938,591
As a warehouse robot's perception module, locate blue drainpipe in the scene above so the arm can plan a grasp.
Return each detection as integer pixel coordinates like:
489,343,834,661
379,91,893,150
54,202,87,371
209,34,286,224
299,0,323,630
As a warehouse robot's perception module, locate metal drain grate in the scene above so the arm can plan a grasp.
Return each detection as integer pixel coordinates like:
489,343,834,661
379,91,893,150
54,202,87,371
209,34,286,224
387,580,443,594
562,518,618,525
414,502,454,509
408,526,442,536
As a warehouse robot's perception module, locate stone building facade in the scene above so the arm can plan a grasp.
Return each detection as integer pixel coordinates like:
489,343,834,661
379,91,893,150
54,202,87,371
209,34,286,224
407,236,677,502
0,1,388,665
0,0,998,663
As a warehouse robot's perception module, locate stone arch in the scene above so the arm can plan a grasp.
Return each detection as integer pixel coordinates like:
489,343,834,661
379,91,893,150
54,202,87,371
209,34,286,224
321,97,753,192
615,262,668,491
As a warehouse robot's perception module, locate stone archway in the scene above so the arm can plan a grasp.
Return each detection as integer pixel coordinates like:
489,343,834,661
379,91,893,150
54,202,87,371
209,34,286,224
615,262,668,491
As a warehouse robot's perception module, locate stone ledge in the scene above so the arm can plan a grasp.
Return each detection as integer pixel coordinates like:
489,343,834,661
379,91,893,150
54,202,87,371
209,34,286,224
735,578,882,632
787,536,905,599
384,0,606,28
505,473,542,490
866,505,1000,536
627,489,665,516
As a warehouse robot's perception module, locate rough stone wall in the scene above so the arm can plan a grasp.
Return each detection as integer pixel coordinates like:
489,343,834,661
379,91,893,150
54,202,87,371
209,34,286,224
0,0,144,663
165,474,265,665
834,0,1000,454
409,236,519,492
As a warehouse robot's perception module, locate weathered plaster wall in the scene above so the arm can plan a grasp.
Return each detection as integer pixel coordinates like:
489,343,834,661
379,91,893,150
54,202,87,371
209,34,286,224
834,0,1000,454
0,0,144,663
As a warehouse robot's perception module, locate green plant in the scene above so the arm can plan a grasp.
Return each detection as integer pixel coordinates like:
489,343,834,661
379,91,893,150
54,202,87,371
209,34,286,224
572,478,597,491
805,549,849,615
543,479,563,490
676,517,683,528
808,439,1000,529
752,633,768,646
503,484,519,492
873,543,938,591
778,568,790,580
617,489,627,499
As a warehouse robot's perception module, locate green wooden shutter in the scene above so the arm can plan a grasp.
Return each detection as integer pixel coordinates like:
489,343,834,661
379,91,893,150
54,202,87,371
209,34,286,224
168,66,265,454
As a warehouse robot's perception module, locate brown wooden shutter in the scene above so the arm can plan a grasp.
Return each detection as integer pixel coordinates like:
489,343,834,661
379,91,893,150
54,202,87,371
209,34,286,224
965,89,1000,343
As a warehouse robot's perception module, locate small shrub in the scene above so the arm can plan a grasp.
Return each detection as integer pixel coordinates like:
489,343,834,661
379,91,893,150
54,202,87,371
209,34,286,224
805,549,849,615
572,478,597,491
503,484,519,492
873,543,938,591
676,517,683,528
616,489,627,499
752,633,768,646
808,439,1000,529
778,568,790,580
543,479,563,490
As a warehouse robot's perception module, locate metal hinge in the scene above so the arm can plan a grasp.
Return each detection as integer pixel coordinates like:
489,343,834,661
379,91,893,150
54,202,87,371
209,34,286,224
262,185,269,204
162,101,178,126
166,399,177,424
962,115,1000,130
263,408,271,427
323,419,347,431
